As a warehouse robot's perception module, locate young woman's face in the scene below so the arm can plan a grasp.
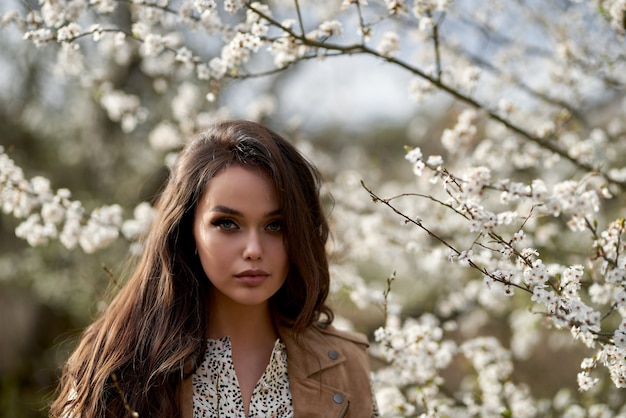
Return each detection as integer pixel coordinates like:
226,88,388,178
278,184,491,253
193,165,289,309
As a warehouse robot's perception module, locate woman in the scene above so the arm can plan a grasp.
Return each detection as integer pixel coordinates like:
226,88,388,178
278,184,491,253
50,120,376,417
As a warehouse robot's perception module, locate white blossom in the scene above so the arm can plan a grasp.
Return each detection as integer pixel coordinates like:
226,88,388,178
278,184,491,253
441,109,477,152
224,0,244,14
89,24,104,41
373,386,415,417
208,57,227,78
268,36,300,68
459,66,480,90
196,63,210,80
149,122,181,151
385,0,408,14
175,47,194,67
90,0,117,13
23,28,54,47
194,0,216,14
341,0,368,10
56,22,82,42
457,249,473,266
313,20,343,39
99,87,145,131
55,42,84,76
408,77,435,102
142,33,167,56
377,31,400,57
121,202,156,241
79,205,123,253
577,371,598,391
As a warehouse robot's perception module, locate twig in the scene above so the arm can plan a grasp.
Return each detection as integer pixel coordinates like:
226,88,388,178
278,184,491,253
360,180,531,294
111,373,139,417
382,271,396,326
293,0,305,36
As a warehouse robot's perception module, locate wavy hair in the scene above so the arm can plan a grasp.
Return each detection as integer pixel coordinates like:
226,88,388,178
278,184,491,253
50,120,333,417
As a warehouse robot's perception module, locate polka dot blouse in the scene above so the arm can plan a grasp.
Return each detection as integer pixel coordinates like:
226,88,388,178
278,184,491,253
192,337,294,418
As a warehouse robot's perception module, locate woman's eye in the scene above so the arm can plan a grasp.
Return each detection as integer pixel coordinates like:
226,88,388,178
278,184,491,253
266,220,282,232
212,219,238,230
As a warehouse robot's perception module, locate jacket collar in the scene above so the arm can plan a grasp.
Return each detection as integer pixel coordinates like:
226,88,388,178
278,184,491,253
277,323,347,379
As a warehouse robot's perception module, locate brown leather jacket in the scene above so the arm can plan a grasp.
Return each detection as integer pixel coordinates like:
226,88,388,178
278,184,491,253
178,322,374,417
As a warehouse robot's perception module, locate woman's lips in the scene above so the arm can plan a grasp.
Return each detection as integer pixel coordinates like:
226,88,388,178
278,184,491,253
235,270,269,286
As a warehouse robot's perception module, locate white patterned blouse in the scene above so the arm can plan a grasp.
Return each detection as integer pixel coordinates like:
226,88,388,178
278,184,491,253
192,337,294,418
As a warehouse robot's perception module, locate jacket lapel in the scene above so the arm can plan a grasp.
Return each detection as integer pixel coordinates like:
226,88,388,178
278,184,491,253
278,325,351,418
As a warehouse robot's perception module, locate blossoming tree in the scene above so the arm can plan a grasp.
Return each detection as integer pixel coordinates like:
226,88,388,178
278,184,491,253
2,0,626,416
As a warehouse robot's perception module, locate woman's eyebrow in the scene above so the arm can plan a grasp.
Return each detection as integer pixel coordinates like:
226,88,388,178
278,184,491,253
265,209,282,217
210,206,282,217
210,205,242,216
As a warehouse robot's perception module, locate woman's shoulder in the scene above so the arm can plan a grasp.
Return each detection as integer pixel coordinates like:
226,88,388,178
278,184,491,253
277,320,370,360
279,320,371,380
311,321,369,347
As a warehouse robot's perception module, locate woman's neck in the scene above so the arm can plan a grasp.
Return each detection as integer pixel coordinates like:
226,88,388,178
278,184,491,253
206,299,278,346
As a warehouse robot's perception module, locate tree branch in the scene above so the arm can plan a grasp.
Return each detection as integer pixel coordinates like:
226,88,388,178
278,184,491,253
244,1,626,189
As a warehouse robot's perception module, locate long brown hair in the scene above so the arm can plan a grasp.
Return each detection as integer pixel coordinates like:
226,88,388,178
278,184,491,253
50,120,333,417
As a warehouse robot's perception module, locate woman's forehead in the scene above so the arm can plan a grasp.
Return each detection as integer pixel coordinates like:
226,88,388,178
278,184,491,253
196,165,280,214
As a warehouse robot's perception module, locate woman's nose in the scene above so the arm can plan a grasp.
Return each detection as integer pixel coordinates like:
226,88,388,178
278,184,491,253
243,230,262,260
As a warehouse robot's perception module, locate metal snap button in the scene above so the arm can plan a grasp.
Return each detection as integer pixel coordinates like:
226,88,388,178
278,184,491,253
328,350,339,360
333,393,344,404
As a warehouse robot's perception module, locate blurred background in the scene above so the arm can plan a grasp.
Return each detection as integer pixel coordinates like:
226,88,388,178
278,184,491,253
2,0,626,416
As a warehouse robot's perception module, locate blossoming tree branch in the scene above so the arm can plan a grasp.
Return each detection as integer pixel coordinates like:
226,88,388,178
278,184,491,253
2,0,626,416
